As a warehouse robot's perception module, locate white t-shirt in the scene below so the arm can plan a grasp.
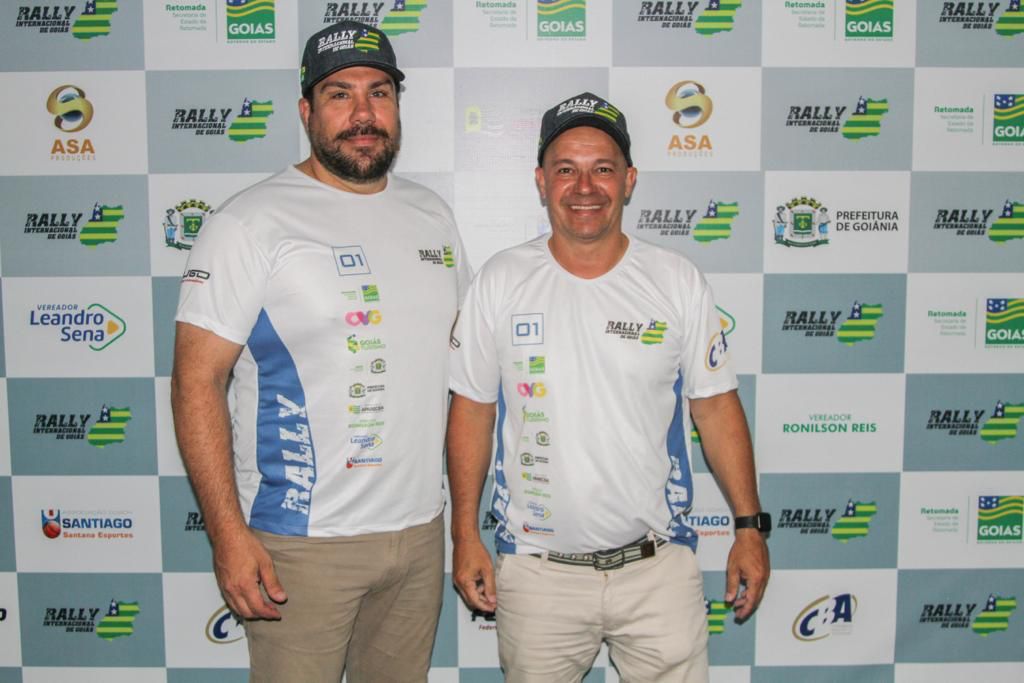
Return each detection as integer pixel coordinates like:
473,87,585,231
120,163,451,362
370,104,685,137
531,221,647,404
450,235,737,554
176,167,471,537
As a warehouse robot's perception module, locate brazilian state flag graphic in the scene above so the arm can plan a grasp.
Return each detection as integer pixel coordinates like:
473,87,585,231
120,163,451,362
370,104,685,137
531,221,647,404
380,0,428,36
986,298,1024,347
980,401,1024,444
71,0,117,40
836,301,883,345
995,0,1024,37
355,28,383,52
694,0,742,36
845,0,893,39
993,94,1024,144
972,595,1017,636
841,96,889,140
226,0,276,40
86,405,132,448
705,599,729,635
537,0,586,38
79,203,123,248
640,320,667,345
443,244,455,268
990,200,1024,243
831,499,877,543
227,98,273,142
95,600,140,640
693,200,738,243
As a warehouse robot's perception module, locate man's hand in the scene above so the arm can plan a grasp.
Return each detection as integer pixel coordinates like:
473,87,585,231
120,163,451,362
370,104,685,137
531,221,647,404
724,528,769,621
213,528,288,620
453,539,497,613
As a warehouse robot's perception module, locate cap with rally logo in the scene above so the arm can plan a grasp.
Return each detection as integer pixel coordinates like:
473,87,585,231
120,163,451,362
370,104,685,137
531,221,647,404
300,20,405,97
537,92,632,167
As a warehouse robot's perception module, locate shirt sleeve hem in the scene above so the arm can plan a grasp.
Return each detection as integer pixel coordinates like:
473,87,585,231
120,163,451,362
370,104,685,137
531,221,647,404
175,314,250,347
685,379,740,400
449,377,499,404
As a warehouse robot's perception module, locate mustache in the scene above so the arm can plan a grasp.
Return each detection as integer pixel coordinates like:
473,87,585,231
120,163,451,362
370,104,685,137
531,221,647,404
336,124,392,142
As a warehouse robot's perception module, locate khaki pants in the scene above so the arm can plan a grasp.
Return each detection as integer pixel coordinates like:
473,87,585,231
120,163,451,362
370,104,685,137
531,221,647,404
245,514,444,683
496,542,709,683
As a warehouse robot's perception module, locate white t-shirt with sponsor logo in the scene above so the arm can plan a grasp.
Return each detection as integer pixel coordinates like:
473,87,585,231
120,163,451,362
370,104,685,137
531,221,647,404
176,166,471,537
450,235,737,555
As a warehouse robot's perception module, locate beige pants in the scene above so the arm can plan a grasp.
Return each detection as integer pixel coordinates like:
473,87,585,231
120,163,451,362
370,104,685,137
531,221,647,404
496,542,709,683
245,514,444,683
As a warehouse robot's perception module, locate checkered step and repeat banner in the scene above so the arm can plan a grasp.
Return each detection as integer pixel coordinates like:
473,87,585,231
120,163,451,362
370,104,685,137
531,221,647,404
0,1,1022,681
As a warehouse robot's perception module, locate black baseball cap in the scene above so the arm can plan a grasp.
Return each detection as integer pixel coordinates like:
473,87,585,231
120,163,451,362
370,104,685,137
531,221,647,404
537,92,632,167
300,20,405,97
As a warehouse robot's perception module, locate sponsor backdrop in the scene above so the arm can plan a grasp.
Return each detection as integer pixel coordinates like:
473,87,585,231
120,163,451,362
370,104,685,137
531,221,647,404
0,1,1021,680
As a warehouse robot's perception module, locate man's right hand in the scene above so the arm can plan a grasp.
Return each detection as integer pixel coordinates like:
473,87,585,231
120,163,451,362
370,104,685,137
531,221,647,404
213,528,288,620
453,538,497,613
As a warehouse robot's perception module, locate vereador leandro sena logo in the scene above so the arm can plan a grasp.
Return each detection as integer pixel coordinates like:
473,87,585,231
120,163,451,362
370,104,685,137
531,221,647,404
977,495,1023,543
845,0,893,40
537,0,586,39
986,298,1024,347
994,94,1024,144
29,303,126,351
226,0,275,41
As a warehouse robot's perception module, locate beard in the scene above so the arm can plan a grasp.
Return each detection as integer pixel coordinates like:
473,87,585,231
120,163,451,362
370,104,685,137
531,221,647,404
309,121,401,184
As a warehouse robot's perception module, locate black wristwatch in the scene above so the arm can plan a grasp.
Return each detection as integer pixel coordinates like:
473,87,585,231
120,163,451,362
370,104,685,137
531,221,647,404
734,512,772,533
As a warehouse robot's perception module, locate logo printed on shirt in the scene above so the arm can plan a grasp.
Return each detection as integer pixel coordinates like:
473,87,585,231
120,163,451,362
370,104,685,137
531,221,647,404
333,245,371,276
345,310,382,326
418,244,455,267
512,313,544,346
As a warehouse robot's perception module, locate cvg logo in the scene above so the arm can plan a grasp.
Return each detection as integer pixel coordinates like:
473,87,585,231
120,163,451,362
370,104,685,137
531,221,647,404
792,593,857,642
517,382,547,398
345,310,382,326
206,604,245,644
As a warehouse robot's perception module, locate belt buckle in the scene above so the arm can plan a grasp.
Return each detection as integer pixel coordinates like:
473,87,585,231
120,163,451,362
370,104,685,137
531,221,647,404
592,547,625,571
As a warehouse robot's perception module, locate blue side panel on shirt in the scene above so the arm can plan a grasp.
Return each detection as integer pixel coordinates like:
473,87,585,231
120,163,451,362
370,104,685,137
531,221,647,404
665,372,698,551
246,308,317,536
492,386,517,554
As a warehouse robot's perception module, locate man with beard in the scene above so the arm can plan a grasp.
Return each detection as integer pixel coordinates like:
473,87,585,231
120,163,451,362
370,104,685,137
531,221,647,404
172,20,470,683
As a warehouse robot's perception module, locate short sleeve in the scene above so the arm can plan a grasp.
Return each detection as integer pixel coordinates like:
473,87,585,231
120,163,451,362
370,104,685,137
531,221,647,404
452,226,474,307
175,213,271,346
680,276,739,399
449,271,500,403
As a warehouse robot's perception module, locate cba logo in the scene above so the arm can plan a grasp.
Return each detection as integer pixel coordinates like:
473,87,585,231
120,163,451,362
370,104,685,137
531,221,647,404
163,199,213,251
666,81,713,129
206,604,245,644
977,496,1023,543
793,593,857,641
47,85,94,133
705,329,728,371
226,0,275,41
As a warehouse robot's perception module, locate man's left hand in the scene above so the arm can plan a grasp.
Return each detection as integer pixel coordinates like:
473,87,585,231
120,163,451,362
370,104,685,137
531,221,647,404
724,528,770,621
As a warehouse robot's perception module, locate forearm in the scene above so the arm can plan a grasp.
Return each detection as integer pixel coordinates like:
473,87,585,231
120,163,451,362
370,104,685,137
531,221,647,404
691,390,761,516
446,394,496,544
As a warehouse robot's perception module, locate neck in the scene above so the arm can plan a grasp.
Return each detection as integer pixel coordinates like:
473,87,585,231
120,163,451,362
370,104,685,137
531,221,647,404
295,156,387,195
548,230,628,279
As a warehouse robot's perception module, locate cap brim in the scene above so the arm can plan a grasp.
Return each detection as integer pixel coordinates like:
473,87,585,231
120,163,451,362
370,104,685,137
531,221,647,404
303,62,406,97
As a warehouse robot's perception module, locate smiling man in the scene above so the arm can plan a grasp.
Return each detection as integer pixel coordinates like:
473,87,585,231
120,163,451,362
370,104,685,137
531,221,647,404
447,93,769,682
171,20,470,683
